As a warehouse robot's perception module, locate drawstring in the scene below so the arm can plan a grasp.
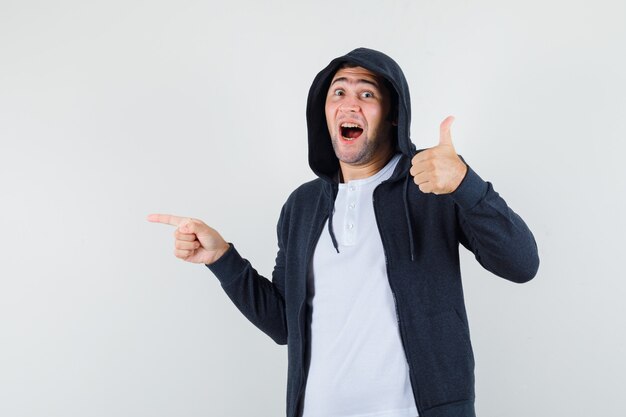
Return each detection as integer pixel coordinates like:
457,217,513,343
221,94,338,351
325,154,414,259
403,172,416,262
327,184,340,253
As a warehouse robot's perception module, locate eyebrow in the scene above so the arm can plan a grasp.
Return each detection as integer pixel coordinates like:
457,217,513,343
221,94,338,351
330,77,380,89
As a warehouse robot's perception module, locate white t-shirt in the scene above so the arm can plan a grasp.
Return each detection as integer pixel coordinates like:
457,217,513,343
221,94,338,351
302,154,418,417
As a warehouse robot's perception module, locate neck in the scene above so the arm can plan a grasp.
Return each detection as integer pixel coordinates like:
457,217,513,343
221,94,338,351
339,147,395,183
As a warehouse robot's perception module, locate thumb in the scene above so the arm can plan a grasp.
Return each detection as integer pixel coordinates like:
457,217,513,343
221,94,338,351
178,218,212,237
178,218,199,234
438,115,455,147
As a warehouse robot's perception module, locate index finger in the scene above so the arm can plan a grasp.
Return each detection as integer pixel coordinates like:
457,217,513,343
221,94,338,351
147,213,185,226
412,148,434,164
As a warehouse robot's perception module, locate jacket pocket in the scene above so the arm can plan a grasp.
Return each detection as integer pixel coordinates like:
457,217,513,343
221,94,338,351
411,309,475,408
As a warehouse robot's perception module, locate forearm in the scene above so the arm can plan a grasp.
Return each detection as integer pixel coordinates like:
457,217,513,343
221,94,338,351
453,166,540,283
206,244,288,344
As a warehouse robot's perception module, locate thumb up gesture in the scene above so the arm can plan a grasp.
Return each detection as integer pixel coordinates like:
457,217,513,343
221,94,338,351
410,116,468,194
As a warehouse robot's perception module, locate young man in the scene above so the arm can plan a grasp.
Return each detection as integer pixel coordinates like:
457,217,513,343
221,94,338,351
149,48,539,417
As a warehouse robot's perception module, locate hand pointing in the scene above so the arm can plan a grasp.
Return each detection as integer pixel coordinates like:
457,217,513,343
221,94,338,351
409,116,468,194
147,214,230,265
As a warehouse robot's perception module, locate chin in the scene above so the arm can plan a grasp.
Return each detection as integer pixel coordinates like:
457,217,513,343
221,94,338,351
339,152,372,166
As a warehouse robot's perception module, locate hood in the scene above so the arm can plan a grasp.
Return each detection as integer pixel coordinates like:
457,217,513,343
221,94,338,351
306,47,416,181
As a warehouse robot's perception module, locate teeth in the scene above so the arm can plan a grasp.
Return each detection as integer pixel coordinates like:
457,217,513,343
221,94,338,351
341,123,361,128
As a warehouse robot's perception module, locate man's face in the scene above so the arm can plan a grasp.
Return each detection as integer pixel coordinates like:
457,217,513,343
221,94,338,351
325,66,394,166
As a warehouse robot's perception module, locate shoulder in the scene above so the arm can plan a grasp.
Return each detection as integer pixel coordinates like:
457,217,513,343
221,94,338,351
279,178,328,223
275,177,328,239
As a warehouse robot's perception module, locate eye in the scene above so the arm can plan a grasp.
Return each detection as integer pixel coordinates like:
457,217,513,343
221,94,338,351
361,91,374,98
333,89,345,96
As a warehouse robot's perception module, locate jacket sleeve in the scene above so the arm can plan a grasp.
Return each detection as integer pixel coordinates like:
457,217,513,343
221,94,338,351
205,218,288,345
451,164,540,283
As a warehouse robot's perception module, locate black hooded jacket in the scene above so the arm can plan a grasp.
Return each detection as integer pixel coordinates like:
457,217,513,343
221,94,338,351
208,48,539,417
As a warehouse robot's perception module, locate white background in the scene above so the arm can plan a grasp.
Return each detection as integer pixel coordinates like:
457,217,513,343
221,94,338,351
1,0,625,416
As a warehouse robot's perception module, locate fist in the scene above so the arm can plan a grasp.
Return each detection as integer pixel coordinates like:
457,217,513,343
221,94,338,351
410,116,468,194
147,214,230,265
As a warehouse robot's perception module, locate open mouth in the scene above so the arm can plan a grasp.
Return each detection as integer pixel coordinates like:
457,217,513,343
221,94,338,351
340,123,363,141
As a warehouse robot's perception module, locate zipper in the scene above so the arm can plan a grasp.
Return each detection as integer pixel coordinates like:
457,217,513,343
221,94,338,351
293,206,329,417
373,185,423,415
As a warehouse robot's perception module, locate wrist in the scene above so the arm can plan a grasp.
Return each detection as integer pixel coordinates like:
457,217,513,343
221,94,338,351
451,160,468,192
209,243,231,265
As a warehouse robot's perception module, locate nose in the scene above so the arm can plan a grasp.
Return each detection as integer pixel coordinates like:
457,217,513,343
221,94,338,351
339,97,360,112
